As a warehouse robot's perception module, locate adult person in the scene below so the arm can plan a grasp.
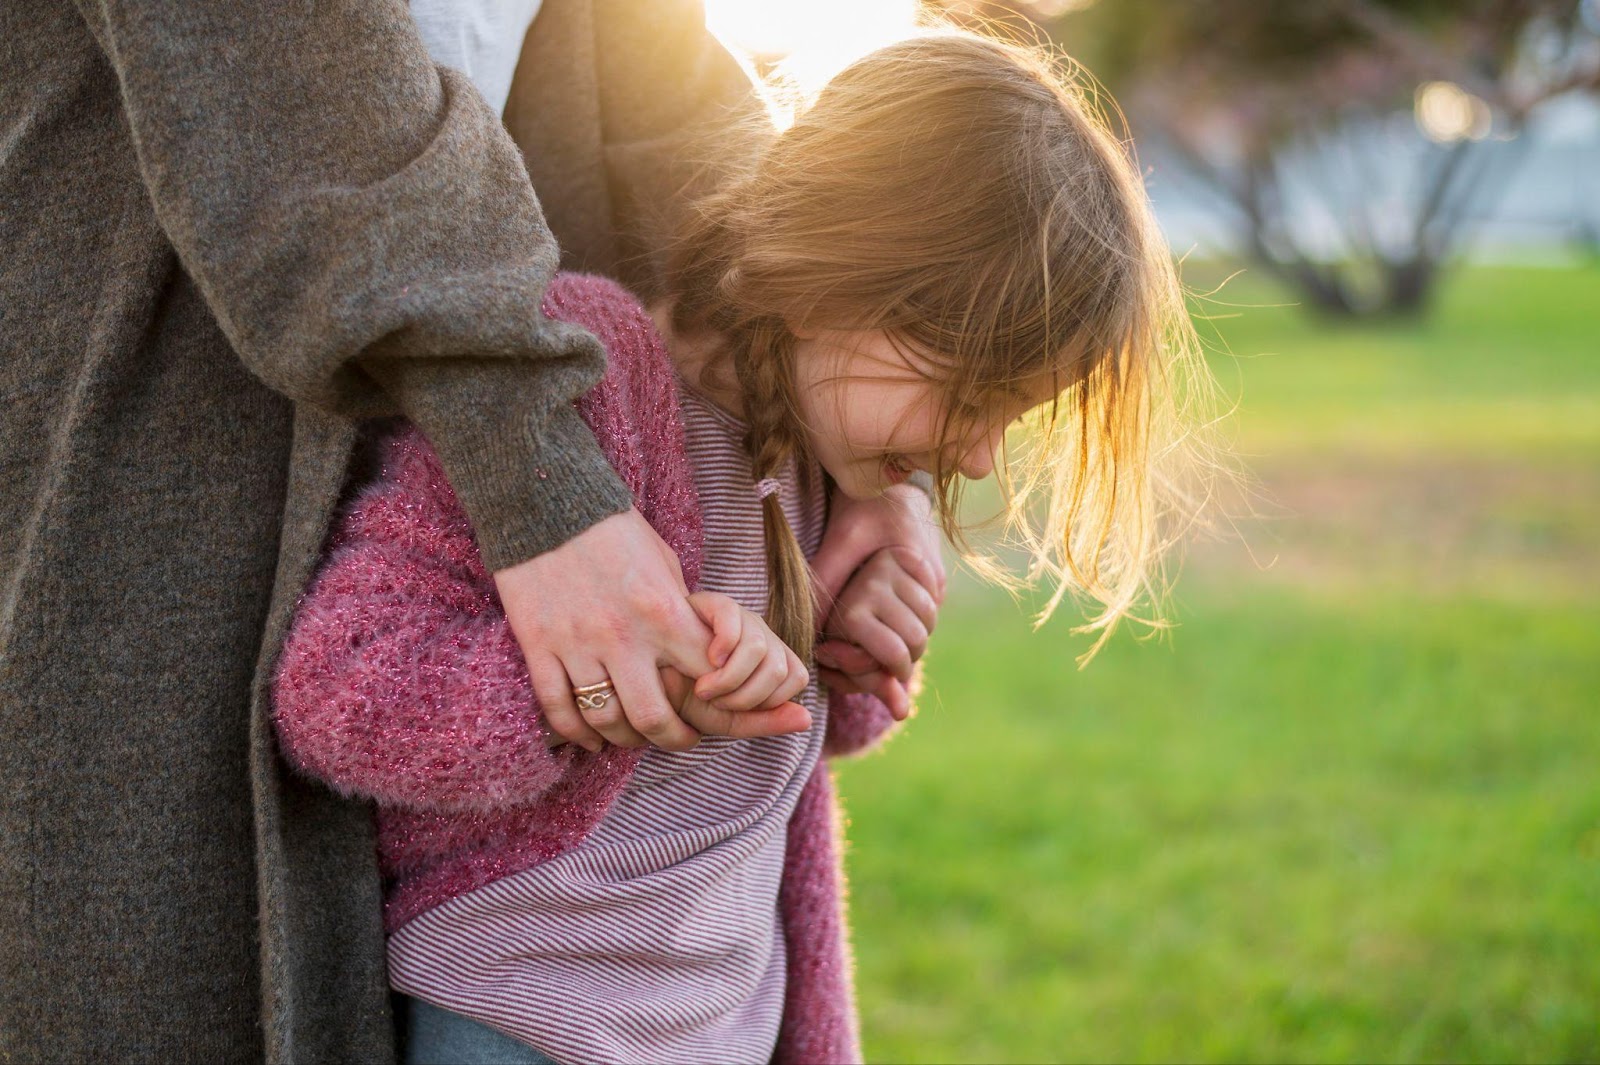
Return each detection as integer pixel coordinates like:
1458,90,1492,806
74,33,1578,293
0,1,940,1061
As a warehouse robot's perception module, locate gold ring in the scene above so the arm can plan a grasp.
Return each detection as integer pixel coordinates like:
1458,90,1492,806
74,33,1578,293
572,680,616,712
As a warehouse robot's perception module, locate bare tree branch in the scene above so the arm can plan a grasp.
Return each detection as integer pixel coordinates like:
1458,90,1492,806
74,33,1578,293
1329,0,1510,105
1513,63,1600,115
1098,0,1598,316
1410,138,1477,255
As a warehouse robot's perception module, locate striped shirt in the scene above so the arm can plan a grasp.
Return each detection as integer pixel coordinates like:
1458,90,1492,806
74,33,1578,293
387,379,830,1064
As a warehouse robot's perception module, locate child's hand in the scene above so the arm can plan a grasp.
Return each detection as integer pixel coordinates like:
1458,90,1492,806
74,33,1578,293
632,593,813,747
550,593,812,749
632,592,812,746
542,590,813,750
814,546,938,720
687,591,811,712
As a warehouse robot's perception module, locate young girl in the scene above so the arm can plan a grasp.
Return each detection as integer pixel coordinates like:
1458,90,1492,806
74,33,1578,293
271,29,1211,1065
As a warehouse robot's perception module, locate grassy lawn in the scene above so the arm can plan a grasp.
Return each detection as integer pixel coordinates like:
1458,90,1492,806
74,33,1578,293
836,264,1600,1063
1189,263,1600,459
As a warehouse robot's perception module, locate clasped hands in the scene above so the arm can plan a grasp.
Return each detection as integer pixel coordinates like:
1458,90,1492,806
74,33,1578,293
493,485,943,752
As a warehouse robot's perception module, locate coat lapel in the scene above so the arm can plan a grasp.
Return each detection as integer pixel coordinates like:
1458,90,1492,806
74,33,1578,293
252,405,397,1064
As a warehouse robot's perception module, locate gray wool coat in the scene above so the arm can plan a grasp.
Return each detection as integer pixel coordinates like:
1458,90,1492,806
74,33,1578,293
0,1,757,1061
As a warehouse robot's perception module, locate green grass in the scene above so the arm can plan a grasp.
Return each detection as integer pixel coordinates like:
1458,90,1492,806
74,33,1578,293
1189,263,1600,459
836,263,1600,1063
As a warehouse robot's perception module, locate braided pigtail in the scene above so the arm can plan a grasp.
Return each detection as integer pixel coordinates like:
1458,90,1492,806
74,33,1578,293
668,177,820,662
733,321,817,663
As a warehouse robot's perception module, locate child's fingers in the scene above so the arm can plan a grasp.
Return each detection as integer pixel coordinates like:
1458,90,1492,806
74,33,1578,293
827,551,935,670
887,545,944,603
713,632,794,712
873,674,913,721
694,616,766,700
891,567,940,634
712,662,788,713
870,595,931,666
837,606,922,682
753,647,809,711
686,591,742,668
820,665,910,722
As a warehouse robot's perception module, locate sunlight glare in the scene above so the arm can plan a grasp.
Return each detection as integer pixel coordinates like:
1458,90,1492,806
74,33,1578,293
706,0,921,106
1414,81,1492,143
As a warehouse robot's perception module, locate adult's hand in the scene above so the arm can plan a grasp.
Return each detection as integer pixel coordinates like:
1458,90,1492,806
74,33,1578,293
495,508,805,753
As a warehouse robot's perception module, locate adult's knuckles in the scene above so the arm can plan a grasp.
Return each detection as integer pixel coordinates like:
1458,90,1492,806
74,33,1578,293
623,580,686,627
643,724,694,752
627,704,671,734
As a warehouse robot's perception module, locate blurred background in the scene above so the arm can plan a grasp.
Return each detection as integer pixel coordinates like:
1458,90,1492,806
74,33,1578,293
706,1,1600,1061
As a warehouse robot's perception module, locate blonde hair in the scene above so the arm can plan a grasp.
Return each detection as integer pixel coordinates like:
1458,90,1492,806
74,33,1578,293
667,30,1220,661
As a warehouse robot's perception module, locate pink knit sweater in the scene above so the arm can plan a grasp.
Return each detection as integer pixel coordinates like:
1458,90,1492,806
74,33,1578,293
270,274,903,1065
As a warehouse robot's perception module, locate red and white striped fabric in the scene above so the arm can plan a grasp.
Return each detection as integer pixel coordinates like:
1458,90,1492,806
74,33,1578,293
387,380,830,1065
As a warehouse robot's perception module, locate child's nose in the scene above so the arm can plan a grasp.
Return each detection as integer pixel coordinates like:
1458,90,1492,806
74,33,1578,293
957,420,1012,480
957,435,1000,480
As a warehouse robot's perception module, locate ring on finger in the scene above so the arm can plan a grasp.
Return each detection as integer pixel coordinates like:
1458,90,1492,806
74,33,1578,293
573,679,618,712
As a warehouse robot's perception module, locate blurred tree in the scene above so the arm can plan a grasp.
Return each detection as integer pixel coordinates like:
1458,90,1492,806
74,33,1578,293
935,0,1600,316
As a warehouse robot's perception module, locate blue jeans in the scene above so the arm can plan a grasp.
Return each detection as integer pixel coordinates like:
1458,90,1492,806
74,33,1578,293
402,995,562,1065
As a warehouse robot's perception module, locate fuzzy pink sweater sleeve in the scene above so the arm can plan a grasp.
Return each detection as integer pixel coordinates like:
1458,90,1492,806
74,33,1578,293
824,689,906,758
271,273,701,817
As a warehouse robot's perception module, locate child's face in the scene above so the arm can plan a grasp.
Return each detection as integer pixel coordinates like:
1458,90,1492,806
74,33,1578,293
791,328,1044,501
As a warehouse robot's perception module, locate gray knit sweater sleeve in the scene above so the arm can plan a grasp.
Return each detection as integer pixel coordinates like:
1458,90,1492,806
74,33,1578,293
69,0,631,570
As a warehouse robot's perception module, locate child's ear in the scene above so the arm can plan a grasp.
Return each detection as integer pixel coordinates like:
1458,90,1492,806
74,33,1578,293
786,319,818,341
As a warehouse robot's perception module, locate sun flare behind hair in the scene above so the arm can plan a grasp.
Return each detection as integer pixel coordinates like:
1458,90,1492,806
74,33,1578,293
704,0,922,130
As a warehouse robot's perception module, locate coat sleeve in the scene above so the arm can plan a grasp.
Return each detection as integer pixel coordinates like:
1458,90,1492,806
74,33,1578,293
69,0,630,570
270,427,581,816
